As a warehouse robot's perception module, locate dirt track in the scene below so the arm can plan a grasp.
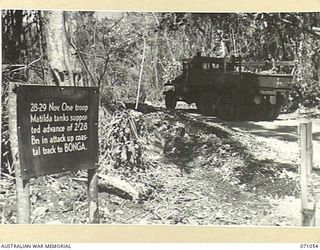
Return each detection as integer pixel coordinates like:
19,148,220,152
229,115,320,168
181,105,320,226
229,114,320,226
181,104,320,168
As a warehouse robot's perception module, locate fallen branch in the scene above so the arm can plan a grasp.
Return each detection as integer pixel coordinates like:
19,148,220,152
98,173,140,201
71,174,140,200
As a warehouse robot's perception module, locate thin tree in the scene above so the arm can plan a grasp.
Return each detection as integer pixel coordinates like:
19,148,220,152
135,35,146,110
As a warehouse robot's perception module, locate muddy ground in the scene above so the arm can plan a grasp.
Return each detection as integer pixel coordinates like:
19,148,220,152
0,103,319,226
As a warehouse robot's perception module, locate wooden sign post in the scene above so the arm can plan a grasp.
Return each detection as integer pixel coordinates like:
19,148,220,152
306,122,313,177
88,168,99,223
299,121,316,226
8,83,30,224
10,83,100,223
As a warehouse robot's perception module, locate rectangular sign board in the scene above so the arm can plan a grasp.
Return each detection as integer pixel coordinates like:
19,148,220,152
16,85,99,180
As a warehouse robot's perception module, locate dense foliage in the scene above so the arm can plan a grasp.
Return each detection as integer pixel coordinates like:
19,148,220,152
2,11,320,105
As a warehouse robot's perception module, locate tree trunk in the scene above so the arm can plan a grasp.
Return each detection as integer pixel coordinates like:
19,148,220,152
153,31,160,88
2,10,23,64
42,11,78,86
42,11,98,223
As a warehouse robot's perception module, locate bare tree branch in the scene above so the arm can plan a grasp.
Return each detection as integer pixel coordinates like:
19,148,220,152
105,16,124,33
135,35,146,110
69,37,97,86
97,59,109,88
282,17,320,39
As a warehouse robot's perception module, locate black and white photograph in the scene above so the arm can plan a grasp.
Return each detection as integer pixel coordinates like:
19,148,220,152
1,9,320,228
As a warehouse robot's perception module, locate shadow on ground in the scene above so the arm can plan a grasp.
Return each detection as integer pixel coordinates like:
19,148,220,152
228,121,299,142
177,107,300,142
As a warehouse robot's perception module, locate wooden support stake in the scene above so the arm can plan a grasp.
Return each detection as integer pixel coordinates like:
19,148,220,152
306,122,313,177
302,203,316,227
299,122,315,226
300,122,308,207
88,167,99,223
8,83,30,224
